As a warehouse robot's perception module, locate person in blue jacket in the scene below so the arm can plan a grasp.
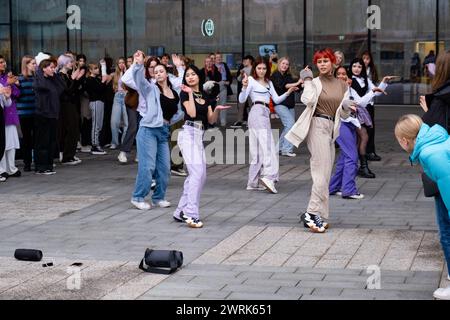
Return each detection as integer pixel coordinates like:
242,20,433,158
395,114,450,300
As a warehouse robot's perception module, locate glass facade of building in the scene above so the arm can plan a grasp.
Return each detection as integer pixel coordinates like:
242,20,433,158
0,0,448,104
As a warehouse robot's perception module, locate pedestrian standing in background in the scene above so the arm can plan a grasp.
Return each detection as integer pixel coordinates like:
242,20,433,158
17,55,37,172
0,55,21,180
110,57,128,150
271,57,303,158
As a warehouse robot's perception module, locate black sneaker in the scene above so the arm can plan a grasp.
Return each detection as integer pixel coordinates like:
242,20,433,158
36,170,56,176
175,211,204,228
301,213,327,233
9,170,21,178
91,146,107,155
171,167,188,177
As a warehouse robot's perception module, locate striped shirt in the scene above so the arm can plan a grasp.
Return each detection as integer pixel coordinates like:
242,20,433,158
17,75,36,117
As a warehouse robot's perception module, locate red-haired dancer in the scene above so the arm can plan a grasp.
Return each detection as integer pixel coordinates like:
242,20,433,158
286,48,356,233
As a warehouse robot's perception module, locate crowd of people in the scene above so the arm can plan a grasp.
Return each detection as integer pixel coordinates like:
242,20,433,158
1,47,449,299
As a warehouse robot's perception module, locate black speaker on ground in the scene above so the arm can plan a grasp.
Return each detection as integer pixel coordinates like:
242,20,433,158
139,249,183,275
14,249,43,262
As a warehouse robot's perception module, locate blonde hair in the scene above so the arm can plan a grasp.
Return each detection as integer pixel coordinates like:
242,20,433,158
87,63,99,77
21,55,35,78
395,114,423,140
334,51,345,66
277,57,291,74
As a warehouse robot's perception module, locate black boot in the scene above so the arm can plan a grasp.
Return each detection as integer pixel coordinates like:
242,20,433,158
358,155,376,179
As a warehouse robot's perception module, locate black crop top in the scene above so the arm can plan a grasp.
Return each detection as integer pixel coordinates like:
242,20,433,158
180,91,209,129
160,89,180,122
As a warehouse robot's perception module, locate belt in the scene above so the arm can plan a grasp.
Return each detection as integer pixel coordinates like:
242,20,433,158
314,114,335,121
252,101,270,108
185,120,204,130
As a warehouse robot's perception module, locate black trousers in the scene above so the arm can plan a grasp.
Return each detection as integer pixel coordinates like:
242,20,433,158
58,103,80,161
34,115,57,172
18,116,35,166
81,117,92,146
366,104,376,155
120,107,138,153
99,90,114,147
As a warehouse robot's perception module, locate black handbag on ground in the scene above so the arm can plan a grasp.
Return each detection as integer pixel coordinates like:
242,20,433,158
139,249,183,275
421,103,449,198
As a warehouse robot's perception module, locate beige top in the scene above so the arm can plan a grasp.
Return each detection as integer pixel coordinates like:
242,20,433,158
315,74,348,117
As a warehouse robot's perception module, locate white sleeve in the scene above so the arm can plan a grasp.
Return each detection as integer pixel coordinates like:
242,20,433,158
269,81,290,105
121,65,137,90
239,77,253,104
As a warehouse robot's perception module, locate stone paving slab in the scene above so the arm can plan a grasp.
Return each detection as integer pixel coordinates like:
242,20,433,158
0,106,447,300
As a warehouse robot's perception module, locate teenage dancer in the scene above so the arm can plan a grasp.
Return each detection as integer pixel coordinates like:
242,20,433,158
285,48,356,233
240,56,298,194
173,64,230,228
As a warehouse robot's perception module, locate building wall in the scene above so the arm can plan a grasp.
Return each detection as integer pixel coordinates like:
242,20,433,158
0,0,448,104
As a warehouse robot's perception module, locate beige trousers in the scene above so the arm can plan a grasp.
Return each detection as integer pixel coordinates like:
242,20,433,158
306,117,336,219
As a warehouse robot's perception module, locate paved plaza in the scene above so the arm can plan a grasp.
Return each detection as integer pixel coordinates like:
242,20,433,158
0,106,448,300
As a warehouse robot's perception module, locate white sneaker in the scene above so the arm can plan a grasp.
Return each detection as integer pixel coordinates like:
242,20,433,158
118,152,128,164
433,286,450,300
246,185,267,191
81,146,92,153
343,194,365,200
109,144,118,150
131,200,151,211
59,152,63,163
281,152,297,158
259,178,278,194
447,275,450,281
152,200,171,208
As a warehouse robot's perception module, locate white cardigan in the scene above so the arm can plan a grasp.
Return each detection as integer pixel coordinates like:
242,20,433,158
285,77,350,147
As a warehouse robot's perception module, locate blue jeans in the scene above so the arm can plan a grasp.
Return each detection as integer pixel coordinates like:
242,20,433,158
275,105,295,154
435,194,450,275
110,92,128,146
132,125,170,203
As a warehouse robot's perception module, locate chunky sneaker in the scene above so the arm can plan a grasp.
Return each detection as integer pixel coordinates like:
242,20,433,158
330,191,343,196
152,200,171,208
246,185,267,191
343,194,365,200
131,200,151,211
433,286,450,300
9,170,22,178
91,146,107,155
118,151,128,164
281,152,297,158
301,213,327,233
177,212,204,228
259,178,278,194
171,167,188,177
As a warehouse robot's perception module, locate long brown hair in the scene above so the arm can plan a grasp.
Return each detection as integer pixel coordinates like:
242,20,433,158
361,50,379,83
21,55,35,79
252,56,271,82
113,57,127,92
432,50,450,92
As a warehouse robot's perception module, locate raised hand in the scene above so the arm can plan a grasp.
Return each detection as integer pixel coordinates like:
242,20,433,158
288,86,300,94
300,66,313,81
0,86,12,98
242,73,249,87
382,76,400,83
181,84,193,94
419,95,428,112
133,51,145,65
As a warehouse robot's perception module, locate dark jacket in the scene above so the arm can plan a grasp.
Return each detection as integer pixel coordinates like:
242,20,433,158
33,69,65,119
423,80,450,132
219,62,234,96
59,72,81,108
84,76,108,102
271,71,297,109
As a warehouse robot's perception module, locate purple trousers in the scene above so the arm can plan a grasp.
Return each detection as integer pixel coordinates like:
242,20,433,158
329,122,359,197
174,125,206,220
